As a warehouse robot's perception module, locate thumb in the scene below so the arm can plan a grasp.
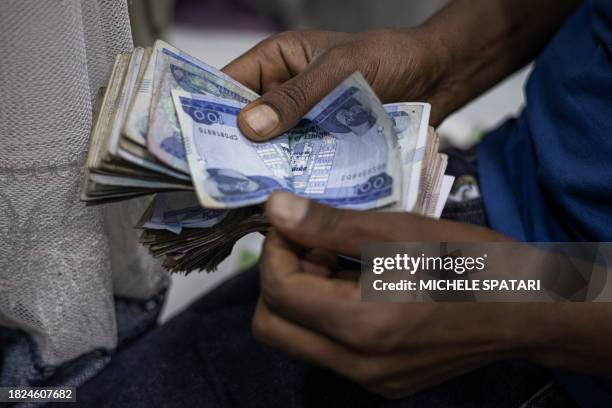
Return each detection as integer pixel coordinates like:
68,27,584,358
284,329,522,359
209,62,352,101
265,193,510,253
265,192,395,257
238,55,351,141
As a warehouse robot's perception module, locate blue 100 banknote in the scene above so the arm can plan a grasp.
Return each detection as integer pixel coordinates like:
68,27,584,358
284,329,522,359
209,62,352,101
172,72,403,210
146,41,259,174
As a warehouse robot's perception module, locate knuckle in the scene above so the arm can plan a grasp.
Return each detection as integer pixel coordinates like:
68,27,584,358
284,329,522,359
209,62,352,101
323,41,385,92
345,358,377,384
314,206,341,235
259,273,290,312
273,81,309,119
251,310,269,342
259,273,285,308
328,43,361,67
253,35,281,54
259,281,281,310
258,233,297,310
252,31,301,63
259,235,276,268
259,245,275,283
325,44,353,61
350,332,384,354
260,235,283,275
271,30,300,45
347,359,392,387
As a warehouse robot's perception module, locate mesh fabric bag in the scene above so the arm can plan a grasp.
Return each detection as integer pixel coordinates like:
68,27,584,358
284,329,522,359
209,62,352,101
0,0,168,374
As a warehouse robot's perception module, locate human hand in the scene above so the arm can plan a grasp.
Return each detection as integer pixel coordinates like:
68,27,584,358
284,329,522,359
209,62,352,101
222,29,450,141
253,192,534,399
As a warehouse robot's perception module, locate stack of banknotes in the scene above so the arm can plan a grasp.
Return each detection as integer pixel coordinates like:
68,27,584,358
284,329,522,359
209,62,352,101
82,40,453,272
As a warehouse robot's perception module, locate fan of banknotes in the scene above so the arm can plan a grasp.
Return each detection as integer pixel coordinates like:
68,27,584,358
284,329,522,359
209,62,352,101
82,40,453,272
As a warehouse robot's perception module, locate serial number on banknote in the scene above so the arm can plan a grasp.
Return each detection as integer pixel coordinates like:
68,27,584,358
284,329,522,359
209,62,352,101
198,127,239,141
341,163,386,181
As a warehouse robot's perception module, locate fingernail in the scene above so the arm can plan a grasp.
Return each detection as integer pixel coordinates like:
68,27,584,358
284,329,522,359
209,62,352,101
268,192,308,228
242,104,279,139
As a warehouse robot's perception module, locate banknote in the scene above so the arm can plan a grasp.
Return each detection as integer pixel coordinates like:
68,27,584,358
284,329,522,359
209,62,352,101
88,172,192,190
123,44,158,146
172,72,403,210
106,48,145,158
414,127,450,215
116,137,191,180
303,72,402,209
425,152,448,217
149,100,427,210
84,50,192,198
86,54,130,171
139,208,268,272
141,192,228,234
173,91,292,208
146,41,259,174
385,102,430,211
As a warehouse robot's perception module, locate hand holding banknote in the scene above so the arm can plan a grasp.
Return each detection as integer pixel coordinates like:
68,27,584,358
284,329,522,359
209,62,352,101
83,37,454,272
222,29,450,141
253,192,512,399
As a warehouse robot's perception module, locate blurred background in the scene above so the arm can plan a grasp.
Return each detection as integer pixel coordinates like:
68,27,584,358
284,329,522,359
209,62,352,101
126,0,531,322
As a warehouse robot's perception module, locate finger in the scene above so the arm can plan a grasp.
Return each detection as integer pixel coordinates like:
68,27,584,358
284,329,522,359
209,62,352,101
222,31,319,97
265,192,507,255
222,51,264,92
260,229,357,301
264,192,408,257
253,298,373,382
261,229,370,348
222,38,294,93
254,298,441,395
300,247,338,277
332,269,361,281
255,299,484,400
238,49,355,141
